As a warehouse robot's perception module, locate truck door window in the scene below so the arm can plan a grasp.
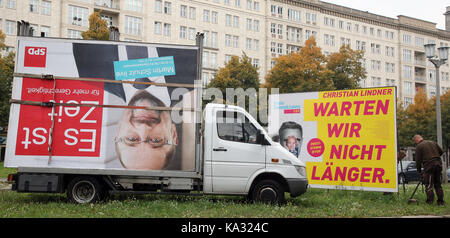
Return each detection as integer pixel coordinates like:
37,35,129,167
216,111,258,144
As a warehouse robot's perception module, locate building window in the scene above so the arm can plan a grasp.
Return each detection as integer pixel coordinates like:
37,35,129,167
225,34,231,46
180,5,187,17
254,39,259,51
163,23,171,36
254,20,259,32
179,26,186,39
154,22,162,35
210,52,217,68
67,29,82,39
254,2,260,11
403,81,412,95
233,36,239,48
226,15,232,27
233,16,239,28
402,66,412,79
125,15,142,36
29,0,39,13
30,24,39,36
404,97,413,107
5,20,15,35
402,49,412,63
188,28,196,40
189,7,196,19
211,32,218,48
246,18,252,31
164,2,171,14
277,43,283,54
41,1,51,15
68,5,88,27
6,0,16,9
252,58,259,68
203,10,210,23
155,0,162,13
246,38,252,50
403,34,412,45
40,26,50,37
125,0,142,12
212,11,218,24
270,42,276,53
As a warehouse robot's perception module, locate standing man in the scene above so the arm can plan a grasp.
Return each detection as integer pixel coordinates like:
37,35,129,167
413,135,445,205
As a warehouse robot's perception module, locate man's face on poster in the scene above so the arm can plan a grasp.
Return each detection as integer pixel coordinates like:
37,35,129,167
115,90,177,170
280,128,302,157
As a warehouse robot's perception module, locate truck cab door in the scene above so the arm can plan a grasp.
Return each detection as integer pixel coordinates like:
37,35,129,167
210,109,266,194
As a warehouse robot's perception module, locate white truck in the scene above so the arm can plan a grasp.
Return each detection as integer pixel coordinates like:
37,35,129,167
5,36,307,204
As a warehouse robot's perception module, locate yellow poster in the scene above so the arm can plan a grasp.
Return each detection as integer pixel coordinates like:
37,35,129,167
269,87,397,192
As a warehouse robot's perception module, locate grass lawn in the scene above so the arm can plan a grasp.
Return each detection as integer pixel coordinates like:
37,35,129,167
1,162,449,218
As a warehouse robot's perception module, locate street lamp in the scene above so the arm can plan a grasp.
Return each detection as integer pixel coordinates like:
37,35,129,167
424,43,449,183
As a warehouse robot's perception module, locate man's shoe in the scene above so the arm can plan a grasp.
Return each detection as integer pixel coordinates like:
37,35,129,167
437,200,445,206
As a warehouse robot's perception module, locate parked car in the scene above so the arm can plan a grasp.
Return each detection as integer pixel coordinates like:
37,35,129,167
398,161,423,184
447,168,450,182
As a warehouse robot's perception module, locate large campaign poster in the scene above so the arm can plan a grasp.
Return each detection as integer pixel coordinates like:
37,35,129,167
269,87,398,192
5,37,199,172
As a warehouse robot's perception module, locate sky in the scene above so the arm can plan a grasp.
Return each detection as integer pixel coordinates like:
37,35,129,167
321,0,450,30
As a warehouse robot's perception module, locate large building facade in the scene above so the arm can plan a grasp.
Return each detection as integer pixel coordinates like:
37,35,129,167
1,0,450,106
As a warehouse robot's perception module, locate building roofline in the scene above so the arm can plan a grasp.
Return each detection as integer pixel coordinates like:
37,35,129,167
274,0,450,40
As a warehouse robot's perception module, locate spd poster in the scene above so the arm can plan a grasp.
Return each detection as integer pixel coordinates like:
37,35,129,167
5,37,199,172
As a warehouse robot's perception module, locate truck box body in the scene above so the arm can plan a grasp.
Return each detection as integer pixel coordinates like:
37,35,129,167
6,37,200,177
5,37,308,204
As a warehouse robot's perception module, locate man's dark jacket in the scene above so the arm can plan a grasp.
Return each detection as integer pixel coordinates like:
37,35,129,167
415,140,444,173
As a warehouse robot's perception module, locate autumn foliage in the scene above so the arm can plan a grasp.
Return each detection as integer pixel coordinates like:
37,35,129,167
81,11,110,41
264,37,366,93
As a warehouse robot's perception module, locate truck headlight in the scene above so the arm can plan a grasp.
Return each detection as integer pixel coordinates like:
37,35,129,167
295,166,307,177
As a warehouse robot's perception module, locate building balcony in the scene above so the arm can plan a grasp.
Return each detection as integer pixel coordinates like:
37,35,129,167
415,76,426,82
94,0,120,14
414,59,426,66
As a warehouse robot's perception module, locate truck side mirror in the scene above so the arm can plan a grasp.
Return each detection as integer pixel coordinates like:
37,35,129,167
256,129,265,145
272,135,280,142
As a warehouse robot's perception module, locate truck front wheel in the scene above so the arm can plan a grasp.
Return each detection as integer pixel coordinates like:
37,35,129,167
67,176,105,204
251,179,286,205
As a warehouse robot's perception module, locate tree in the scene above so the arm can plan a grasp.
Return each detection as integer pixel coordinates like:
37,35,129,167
264,37,334,93
428,90,450,150
0,52,15,128
81,11,109,40
396,89,434,148
206,53,262,122
326,44,366,90
207,53,260,97
264,38,366,93
0,30,6,50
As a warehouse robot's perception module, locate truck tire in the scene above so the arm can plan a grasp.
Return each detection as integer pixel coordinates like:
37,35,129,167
67,176,105,204
251,179,286,205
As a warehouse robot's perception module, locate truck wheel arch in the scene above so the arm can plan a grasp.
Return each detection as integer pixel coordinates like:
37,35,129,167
247,172,289,198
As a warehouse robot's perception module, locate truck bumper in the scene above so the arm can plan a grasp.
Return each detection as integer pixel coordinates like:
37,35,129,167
287,178,308,197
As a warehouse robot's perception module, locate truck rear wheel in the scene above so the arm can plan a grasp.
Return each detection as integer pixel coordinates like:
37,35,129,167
251,179,286,205
67,176,105,204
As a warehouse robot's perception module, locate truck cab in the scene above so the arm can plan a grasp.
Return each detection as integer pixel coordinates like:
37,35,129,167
203,104,308,203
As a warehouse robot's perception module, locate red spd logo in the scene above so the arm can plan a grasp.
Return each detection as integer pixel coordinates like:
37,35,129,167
24,47,47,68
